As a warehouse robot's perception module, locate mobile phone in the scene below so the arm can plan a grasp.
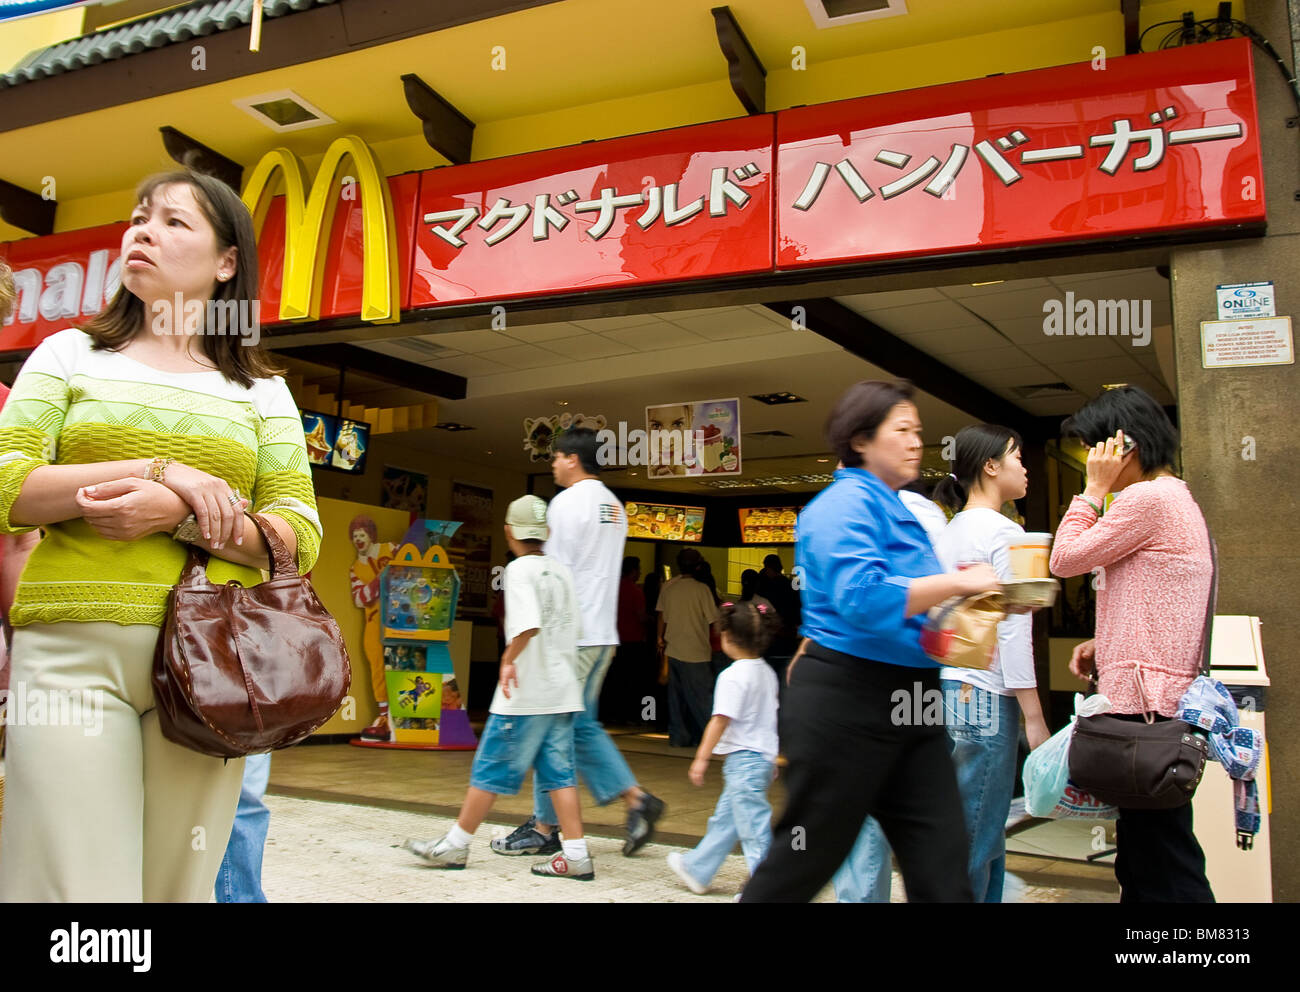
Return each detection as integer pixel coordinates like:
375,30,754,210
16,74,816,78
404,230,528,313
1117,432,1137,455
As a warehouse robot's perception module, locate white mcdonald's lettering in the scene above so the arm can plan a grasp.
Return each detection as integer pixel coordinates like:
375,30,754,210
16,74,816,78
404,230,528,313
241,135,399,323
3,249,121,327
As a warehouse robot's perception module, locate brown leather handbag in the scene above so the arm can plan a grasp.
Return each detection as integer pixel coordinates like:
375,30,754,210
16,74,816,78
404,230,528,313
153,513,351,758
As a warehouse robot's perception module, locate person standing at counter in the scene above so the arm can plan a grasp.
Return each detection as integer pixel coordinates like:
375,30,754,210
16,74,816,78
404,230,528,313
657,547,720,748
741,380,1000,903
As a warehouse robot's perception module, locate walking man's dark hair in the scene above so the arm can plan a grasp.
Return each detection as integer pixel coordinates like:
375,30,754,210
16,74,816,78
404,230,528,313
554,427,602,475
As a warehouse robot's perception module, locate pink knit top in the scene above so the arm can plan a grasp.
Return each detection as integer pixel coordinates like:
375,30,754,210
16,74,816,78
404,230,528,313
1050,477,1212,716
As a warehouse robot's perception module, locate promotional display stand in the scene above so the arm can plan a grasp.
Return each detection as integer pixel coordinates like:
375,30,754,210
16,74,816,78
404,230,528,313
350,519,478,751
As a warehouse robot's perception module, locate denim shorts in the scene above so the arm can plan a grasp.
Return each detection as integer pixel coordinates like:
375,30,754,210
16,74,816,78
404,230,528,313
469,712,577,796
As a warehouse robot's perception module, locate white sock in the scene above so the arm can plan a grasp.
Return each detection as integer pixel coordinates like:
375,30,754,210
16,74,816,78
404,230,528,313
561,838,589,861
447,823,474,848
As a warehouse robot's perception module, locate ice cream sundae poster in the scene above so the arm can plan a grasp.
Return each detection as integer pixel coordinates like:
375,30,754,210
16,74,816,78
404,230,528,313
301,410,370,474
302,411,337,467
644,398,741,477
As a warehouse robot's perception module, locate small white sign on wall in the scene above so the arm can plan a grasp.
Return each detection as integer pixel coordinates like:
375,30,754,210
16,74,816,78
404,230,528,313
1201,317,1294,368
1216,282,1275,320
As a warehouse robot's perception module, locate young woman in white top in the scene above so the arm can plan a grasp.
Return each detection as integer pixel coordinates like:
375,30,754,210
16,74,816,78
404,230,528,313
930,424,1050,903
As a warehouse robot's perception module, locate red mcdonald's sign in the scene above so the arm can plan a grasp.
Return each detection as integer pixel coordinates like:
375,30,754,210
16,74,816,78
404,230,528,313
2,40,1265,353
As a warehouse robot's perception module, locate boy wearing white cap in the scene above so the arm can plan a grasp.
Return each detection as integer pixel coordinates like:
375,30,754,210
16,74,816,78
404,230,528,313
403,495,594,880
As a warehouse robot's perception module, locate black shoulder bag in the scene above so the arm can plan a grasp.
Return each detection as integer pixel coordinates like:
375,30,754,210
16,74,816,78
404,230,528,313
1067,523,1216,809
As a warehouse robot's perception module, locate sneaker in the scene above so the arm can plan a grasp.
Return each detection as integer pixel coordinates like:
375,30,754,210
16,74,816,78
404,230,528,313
530,851,595,881
490,816,562,856
623,791,666,856
666,851,709,895
360,713,391,742
402,835,468,869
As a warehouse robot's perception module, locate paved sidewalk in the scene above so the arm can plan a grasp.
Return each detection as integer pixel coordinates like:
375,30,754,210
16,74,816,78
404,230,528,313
262,793,764,903
260,793,1116,903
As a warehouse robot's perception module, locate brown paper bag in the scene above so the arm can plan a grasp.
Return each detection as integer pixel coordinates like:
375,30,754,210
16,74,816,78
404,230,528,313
920,592,1007,669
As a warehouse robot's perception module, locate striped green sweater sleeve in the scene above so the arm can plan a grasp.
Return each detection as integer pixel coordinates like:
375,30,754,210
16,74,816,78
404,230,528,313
0,336,72,534
252,380,322,574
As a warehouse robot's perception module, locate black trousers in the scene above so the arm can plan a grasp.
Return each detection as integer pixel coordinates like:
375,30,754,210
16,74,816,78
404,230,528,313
599,642,651,724
1115,801,1215,902
742,646,973,903
667,658,715,748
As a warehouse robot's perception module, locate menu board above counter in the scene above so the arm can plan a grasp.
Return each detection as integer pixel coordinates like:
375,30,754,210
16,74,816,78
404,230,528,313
739,507,798,545
625,502,705,542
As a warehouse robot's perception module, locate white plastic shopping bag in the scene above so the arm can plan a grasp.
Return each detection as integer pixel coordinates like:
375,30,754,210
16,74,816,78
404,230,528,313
1022,693,1119,819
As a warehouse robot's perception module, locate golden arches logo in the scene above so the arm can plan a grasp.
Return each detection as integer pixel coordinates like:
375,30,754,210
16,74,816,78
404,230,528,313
242,136,399,323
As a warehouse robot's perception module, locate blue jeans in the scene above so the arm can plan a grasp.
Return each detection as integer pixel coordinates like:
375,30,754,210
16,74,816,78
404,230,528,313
534,646,637,824
942,679,1021,903
680,750,773,885
215,752,271,903
833,816,892,902
471,712,576,795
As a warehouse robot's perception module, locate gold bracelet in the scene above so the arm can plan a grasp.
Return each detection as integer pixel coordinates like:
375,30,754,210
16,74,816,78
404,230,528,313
148,457,174,484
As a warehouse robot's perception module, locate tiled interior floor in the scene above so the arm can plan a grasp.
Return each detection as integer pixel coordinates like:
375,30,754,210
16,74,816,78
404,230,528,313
268,730,1118,902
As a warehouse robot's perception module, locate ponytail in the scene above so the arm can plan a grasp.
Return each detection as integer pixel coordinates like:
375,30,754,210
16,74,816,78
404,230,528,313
932,473,967,515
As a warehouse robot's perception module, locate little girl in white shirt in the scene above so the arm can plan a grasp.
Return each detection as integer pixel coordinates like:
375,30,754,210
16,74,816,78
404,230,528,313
667,600,782,895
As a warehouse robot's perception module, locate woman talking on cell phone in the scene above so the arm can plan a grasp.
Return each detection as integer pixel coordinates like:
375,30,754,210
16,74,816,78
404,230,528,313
0,171,320,902
1050,385,1214,903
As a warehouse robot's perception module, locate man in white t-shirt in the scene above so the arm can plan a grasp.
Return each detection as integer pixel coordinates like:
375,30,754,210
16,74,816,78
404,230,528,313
492,429,666,859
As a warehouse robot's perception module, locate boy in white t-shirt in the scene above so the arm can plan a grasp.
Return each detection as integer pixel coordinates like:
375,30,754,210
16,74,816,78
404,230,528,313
667,601,782,895
403,495,594,881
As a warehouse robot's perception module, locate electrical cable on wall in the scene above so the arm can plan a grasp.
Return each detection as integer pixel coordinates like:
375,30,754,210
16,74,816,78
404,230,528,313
1139,9,1300,114
1139,5,1300,199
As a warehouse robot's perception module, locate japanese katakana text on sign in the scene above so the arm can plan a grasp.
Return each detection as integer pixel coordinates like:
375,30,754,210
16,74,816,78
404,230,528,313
409,116,773,307
777,38,1263,269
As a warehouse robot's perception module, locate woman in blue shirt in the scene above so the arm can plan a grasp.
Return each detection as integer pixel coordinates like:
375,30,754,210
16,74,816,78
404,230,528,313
741,380,999,902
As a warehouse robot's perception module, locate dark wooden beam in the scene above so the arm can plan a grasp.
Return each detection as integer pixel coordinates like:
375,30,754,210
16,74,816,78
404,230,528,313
1122,0,1141,54
160,127,244,190
275,343,467,400
0,177,55,236
711,5,766,115
0,0,565,134
401,74,475,165
764,298,1058,440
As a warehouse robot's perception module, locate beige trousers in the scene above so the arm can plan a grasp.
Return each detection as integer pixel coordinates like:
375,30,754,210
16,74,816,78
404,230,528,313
0,622,244,902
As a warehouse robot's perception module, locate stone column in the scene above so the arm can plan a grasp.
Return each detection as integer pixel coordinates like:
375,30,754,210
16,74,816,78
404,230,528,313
1169,0,1300,900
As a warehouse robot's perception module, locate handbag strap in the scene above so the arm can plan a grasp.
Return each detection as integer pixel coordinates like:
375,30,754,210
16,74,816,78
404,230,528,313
177,512,298,585
250,512,298,578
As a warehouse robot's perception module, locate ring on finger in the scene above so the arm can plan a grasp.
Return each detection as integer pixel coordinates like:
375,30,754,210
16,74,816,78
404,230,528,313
227,493,241,506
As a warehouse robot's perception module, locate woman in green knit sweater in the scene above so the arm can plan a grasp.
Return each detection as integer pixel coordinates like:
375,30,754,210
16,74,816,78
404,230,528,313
0,171,321,901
